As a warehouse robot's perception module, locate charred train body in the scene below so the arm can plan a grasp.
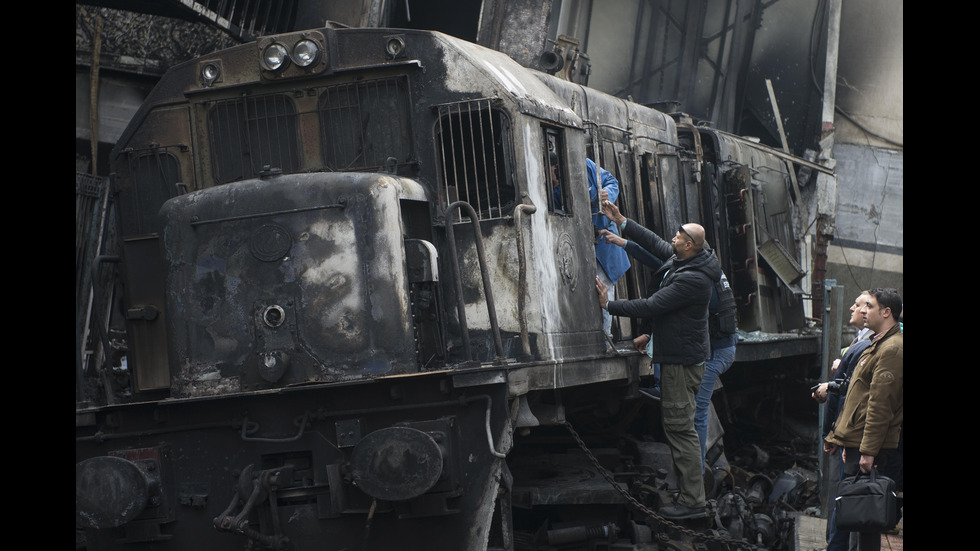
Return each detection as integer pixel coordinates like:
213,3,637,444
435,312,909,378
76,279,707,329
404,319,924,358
77,26,823,551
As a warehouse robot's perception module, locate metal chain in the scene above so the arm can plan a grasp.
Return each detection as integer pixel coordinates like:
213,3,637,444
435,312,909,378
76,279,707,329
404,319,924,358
562,421,759,551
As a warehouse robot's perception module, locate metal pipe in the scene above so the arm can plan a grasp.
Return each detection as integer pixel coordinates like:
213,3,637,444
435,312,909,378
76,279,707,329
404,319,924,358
190,203,346,227
513,203,537,359
444,201,505,363
89,255,121,405
475,394,507,458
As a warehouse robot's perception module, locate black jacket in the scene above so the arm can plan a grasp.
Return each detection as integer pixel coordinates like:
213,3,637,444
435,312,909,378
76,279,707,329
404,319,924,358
606,219,722,365
822,336,872,437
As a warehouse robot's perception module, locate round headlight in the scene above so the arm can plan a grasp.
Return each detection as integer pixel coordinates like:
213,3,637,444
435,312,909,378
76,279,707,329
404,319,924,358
200,62,221,86
261,43,289,71
386,37,406,57
292,39,321,68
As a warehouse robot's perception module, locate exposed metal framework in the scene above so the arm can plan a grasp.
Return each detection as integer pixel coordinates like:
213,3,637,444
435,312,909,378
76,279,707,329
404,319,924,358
619,0,761,131
78,0,299,41
76,172,117,401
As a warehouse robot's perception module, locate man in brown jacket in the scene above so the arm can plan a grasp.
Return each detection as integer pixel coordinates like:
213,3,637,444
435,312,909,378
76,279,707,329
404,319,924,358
824,287,903,550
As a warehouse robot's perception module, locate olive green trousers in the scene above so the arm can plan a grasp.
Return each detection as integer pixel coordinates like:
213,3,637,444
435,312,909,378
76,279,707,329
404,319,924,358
660,361,706,508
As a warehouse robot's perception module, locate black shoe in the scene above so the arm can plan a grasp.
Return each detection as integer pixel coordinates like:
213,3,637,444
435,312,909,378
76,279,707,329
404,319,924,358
659,504,706,519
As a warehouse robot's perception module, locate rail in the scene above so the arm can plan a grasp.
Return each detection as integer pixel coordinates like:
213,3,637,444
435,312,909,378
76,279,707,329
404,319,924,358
444,201,505,364
513,203,537,360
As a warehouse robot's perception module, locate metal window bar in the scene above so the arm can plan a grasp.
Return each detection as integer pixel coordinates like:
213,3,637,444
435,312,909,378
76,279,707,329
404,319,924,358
436,99,506,220
209,94,298,183
436,105,458,212
544,130,564,213
75,172,118,397
246,94,295,174
321,82,364,170
209,101,238,182
319,77,411,172
545,148,556,212
212,100,243,182
458,102,481,215
320,83,355,169
76,173,106,295
133,150,180,235
474,101,500,217
768,210,792,251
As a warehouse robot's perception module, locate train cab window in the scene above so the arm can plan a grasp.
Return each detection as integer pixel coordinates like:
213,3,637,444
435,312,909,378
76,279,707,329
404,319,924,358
544,128,568,214
318,76,413,172
119,150,180,236
207,94,299,184
435,100,514,220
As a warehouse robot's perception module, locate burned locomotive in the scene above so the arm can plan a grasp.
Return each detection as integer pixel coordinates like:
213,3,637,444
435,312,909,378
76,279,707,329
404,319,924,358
77,24,828,551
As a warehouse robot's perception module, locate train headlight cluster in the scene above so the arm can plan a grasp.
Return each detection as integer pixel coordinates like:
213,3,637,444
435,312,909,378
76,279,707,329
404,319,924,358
257,31,328,79
260,43,290,71
292,39,321,67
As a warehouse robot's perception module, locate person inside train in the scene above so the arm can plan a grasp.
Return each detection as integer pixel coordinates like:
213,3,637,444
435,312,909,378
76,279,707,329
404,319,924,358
549,151,564,211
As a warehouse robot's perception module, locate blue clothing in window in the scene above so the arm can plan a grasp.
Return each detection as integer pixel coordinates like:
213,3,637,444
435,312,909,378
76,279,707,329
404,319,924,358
587,158,630,284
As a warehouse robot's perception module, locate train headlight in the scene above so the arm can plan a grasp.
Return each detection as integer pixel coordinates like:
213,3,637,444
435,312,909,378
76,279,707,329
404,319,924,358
260,43,289,71
258,31,329,80
292,39,321,68
386,36,407,59
200,61,222,87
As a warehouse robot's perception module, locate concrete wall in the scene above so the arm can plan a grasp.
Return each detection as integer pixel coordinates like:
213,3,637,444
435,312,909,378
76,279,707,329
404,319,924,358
827,0,903,301
825,144,903,298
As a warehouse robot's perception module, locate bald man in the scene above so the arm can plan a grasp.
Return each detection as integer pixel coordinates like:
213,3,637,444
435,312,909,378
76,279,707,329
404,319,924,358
596,201,722,519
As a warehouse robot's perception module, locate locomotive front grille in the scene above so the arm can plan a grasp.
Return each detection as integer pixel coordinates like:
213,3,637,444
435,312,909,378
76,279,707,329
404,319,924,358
317,76,413,172
206,76,415,183
208,93,300,183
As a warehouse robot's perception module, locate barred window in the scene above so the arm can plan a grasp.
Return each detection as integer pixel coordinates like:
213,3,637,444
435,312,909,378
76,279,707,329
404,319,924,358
119,150,181,236
208,94,299,183
435,99,514,220
544,126,568,214
318,77,413,171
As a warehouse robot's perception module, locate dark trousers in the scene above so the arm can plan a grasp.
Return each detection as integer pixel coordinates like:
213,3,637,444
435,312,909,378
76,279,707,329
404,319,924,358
660,362,705,508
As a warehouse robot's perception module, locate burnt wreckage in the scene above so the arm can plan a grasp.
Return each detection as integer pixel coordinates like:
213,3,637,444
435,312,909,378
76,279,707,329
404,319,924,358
77,24,834,551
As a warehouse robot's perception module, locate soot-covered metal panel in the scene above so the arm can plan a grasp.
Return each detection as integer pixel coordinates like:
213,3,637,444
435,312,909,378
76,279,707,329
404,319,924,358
160,173,422,396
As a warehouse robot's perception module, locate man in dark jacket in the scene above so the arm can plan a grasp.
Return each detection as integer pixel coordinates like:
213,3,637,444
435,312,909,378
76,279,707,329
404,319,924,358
595,201,722,519
812,291,872,551
824,288,903,551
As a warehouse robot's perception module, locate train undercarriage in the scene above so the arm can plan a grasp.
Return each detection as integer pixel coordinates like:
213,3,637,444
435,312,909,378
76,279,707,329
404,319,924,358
77,346,824,551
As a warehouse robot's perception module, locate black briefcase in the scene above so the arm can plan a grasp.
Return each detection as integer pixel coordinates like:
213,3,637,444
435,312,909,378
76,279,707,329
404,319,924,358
835,467,897,532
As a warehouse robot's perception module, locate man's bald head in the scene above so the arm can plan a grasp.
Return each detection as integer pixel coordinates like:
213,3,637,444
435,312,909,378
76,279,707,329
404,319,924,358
672,223,706,259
